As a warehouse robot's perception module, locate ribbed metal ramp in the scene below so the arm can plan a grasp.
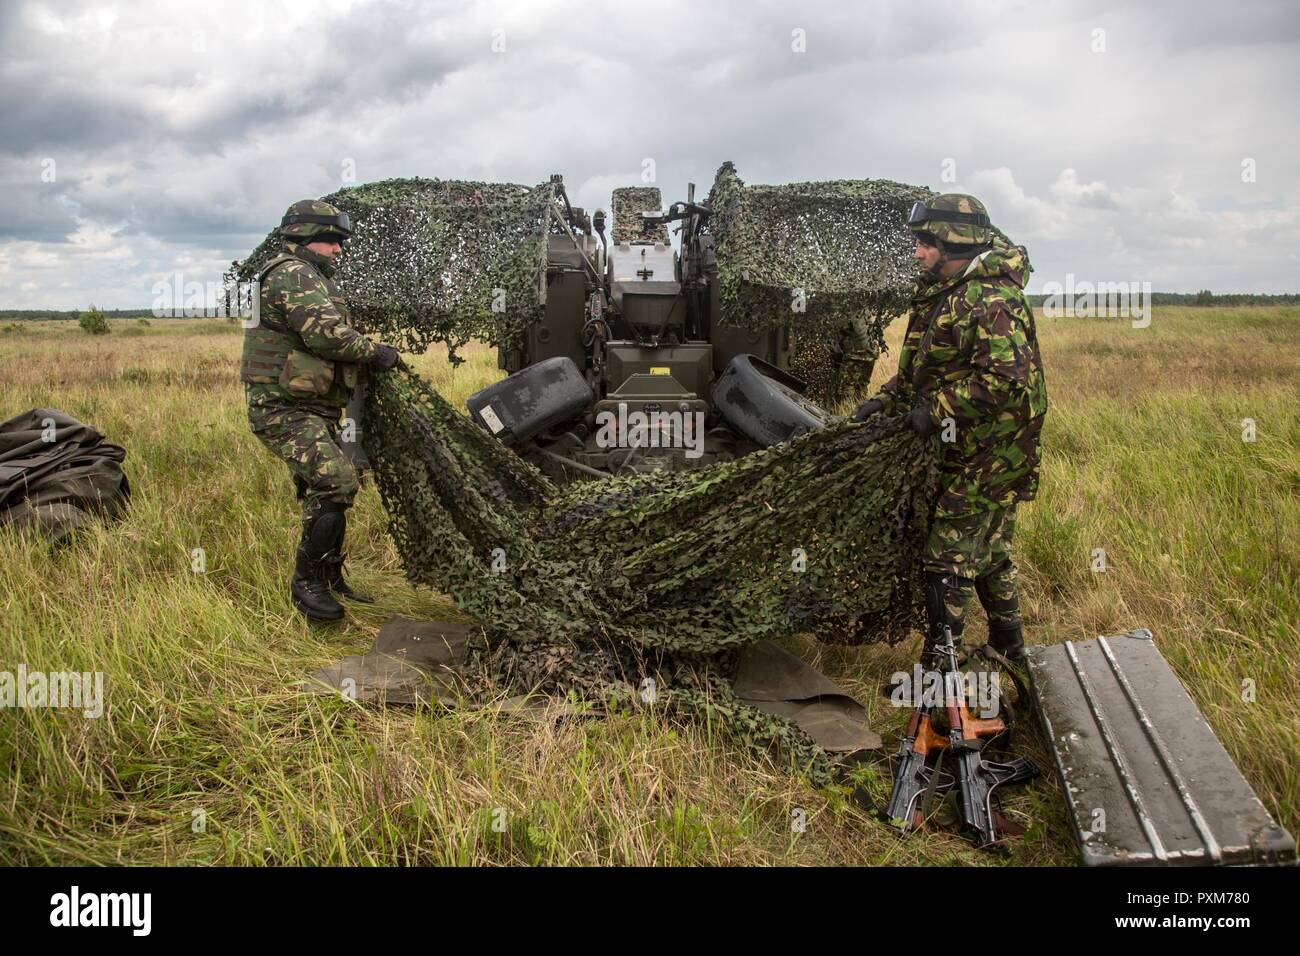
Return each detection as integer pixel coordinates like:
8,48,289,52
1028,629,1295,866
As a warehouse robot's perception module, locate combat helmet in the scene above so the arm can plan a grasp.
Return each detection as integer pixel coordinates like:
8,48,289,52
280,199,353,243
907,194,992,258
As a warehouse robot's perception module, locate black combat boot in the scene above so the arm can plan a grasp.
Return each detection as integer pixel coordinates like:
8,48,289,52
923,570,973,665
291,503,345,621
884,570,973,698
320,506,373,603
976,575,1026,663
987,620,1026,664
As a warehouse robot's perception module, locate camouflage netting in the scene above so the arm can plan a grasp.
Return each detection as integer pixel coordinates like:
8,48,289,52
362,366,938,782
236,165,929,403
705,162,931,405
236,171,943,779
237,177,556,363
610,186,670,245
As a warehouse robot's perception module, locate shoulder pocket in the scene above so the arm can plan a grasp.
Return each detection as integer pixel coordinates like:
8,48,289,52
279,350,335,399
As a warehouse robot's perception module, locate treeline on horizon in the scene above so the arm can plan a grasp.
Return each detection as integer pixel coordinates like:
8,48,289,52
1027,291,1300,306
3,291,1299,320
1,308,158,320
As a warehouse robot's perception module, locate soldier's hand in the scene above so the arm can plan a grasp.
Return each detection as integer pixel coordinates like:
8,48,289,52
369,343,402,371
907,403,936,437
850,398,884,422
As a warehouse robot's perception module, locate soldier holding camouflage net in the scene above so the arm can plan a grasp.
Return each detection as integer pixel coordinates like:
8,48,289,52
853,194,1047,663
834,312,881,399
241,199,402,622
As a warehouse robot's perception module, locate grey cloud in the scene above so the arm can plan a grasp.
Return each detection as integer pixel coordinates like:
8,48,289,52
0,0,473,160
1144,0,1300,50
0,77,156,155
0,176,81,241
2,0,1299,308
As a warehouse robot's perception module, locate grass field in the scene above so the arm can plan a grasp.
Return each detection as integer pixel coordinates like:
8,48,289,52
1,306,1296,865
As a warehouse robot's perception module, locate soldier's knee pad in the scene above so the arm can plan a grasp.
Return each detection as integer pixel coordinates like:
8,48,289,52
314,450,360,503
302,499,347,557
975,570,1020,627
925,571,975,644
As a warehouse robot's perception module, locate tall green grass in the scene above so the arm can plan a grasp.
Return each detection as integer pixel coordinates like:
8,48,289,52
0,309,1294,864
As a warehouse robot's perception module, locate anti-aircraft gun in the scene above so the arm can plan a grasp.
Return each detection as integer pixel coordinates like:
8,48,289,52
466,174,836,481
235,163,926,484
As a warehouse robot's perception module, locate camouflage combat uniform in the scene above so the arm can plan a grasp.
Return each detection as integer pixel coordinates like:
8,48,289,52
834,313,880,399
240,198,400,622
874,213,1047,657
241,240,376,514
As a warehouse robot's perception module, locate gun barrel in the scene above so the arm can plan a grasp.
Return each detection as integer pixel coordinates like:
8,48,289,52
885,747,930,830
955,748,1000,847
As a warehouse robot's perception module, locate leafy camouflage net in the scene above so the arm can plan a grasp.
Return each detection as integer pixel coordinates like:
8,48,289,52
362,365,938,781
705,162,931,405
237,177,555,364
610,186,670,245
235,171,944,778
236,165,928,402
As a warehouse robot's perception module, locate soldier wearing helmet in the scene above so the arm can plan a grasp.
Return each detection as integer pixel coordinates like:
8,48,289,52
241,199,402,622
833,312,881,401
852,194,1048,665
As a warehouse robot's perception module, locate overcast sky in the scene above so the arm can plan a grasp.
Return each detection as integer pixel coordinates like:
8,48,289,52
2,0,1298,308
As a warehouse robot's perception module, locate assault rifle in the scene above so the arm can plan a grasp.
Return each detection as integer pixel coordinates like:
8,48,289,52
342,365,372,473
885,626,1038,848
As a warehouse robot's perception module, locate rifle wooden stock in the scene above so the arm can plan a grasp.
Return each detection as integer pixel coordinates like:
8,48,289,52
884,626,1037,847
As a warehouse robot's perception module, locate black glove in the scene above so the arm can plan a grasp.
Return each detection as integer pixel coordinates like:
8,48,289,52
850,398,884,422
369,343,401,371
907,403,936,437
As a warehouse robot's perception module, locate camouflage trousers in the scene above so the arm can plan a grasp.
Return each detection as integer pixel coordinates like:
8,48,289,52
837,354,877,400
924,504,1020,629
246,393,359,517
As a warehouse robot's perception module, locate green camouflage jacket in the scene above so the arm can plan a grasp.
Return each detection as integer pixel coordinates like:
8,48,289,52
240,241,377,408
875,240,1047,515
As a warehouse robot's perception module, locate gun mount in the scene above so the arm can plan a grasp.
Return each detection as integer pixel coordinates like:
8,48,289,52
467,176,834,482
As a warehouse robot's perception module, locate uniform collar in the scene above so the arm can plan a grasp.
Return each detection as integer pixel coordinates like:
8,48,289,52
282,240,338,279
962,249,992,276
911,249,993,304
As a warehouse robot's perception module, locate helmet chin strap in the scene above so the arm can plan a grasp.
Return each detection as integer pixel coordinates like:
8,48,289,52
920,242,989,283
935,248,964,278
912,230,944,282
916,244,951,283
